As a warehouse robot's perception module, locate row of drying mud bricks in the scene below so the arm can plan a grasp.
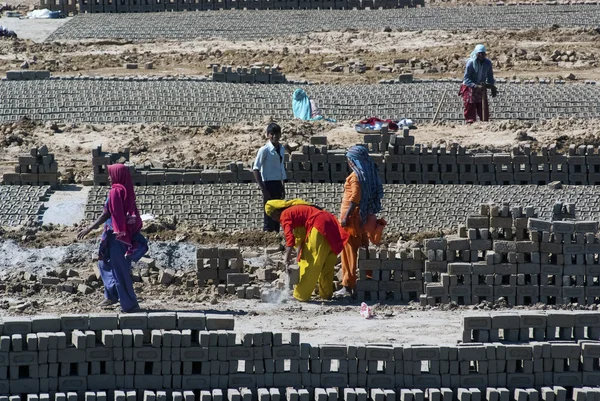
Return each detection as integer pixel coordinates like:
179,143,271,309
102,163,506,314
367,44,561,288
5,313,600,398
462,312,600,343
40,0,420,13
1,146,59,188
6,312,600,394
0,312,235,394
354,133,600,185
91,146,254,186
211,66,286,84
88,137,600,187
2,388,598,401
423,201,600,306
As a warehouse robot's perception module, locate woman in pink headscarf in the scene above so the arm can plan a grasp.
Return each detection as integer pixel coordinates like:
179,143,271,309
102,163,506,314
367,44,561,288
78,164,147,313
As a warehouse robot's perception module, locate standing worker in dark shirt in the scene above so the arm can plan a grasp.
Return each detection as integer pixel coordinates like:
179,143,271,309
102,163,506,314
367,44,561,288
459,44,498,123
253,123,287,232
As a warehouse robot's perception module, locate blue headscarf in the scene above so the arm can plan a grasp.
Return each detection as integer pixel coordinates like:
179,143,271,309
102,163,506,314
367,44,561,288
346,145,383,223
292,88,311,120
469,44,487,73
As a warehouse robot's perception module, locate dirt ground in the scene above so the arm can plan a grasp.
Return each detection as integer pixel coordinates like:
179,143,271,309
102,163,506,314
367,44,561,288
2,3,600,338
4,27,599,84
2,117,600,182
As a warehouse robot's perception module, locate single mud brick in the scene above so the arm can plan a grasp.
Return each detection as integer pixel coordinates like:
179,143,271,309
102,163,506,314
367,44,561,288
519,313,547,328
32,316,61,333
88,314,119,331
547,311,576,328
159,269,175,285
227,273,250,286
448,262,472,275
147,312,176,330
218,248,241,259
196,246,218,259
447,237,470,251
423,238,446,250
463,314,492,330
343,389,356,401
310,136,328,145
2,317,32,335
528,218,553,232
177,312,206,330
60,314,89,331
205,314,234,331
119,313,148,330
240,389,252,401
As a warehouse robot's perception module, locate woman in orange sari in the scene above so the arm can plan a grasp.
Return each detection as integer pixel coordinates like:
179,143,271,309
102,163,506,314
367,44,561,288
335,145,384,297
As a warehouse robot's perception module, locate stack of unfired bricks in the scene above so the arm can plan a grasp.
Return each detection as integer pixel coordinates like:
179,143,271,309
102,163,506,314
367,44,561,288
2,146,59,188
90,146,254,186
355,201,600,306
88,136,600,186
196,246,247,292
5,311,600,401
461,310,600,400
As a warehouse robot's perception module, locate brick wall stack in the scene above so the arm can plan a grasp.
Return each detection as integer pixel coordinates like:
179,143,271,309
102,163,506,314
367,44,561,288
354,246,424,302
350,201,600,307
196,246,244,287
5,312,600,398
90,146,254,186
287,136,345,183
91,146,130,186
0,312,235,395
460,311,600,393
91,138,600,186
2,145,59,188
211,66,286,84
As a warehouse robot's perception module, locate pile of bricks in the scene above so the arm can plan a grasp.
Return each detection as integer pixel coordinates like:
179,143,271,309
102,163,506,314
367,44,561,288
459,311,600,397
350,201,600,306
211,66,286,84
5,71,51,81
196,246,244,287
287,136,346,184
0,312,235,395
462,311,600,343
420,202,600,306
90,146,254,186
2,145,59,188
89,137,600,186
91,146,130,186
354,247,424,302
5,311,600,397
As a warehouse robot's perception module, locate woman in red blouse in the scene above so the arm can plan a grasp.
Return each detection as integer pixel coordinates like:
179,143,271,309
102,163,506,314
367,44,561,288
265,199,349,301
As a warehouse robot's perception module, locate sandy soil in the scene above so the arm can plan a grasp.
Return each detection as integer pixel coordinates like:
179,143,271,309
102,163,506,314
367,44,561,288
3,117,600,181
1,2,600,339
3,27,598,83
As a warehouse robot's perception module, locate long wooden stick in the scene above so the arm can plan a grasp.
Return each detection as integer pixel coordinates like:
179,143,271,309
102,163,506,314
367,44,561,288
432,89,447,123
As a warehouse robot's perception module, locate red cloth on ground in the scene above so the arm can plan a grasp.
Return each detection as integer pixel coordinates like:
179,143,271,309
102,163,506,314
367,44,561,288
358,117,399,131
280,205,349,255
459,84,490,122
107,164,142,247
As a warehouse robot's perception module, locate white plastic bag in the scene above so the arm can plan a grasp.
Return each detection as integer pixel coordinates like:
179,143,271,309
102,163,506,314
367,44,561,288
360,302,373,319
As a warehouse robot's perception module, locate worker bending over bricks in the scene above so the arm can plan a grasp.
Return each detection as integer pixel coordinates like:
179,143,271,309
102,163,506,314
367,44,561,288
336,145,385,298
253,123,286,232
265,199,348,301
